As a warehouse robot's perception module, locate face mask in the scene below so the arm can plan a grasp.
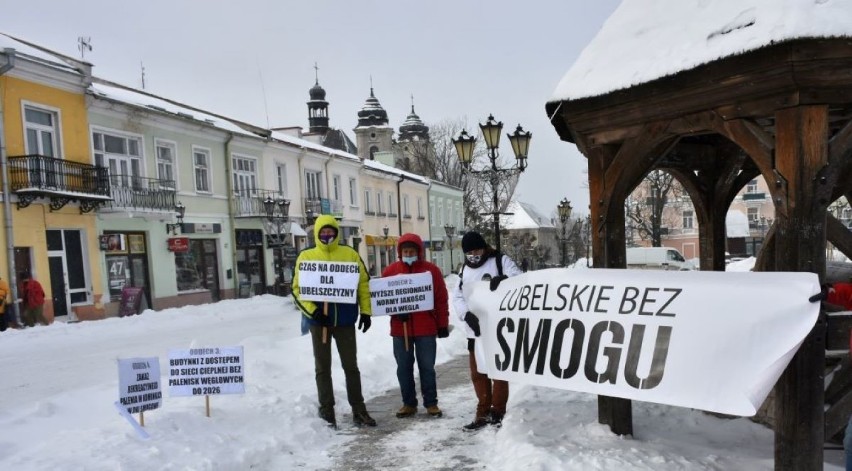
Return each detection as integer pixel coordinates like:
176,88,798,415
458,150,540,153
466,254,481,264
402,255,417,265
319,233,335,244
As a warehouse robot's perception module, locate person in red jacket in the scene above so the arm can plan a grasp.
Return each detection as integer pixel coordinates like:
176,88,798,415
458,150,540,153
382,233,450,419
19,271,46,327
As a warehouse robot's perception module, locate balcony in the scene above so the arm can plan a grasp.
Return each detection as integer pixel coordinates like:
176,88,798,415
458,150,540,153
302,197,344,219
233,189,283,218
101,175,176,213
742,192,766,201
9,154,111,212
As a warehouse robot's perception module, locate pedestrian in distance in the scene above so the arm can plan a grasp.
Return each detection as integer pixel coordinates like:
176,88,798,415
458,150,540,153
0,274,9,331
381,233,450,419
19,271,46,328
453,231,523,431
292,214,376,428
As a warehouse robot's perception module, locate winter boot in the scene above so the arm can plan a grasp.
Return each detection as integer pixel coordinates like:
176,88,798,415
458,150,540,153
462,416,489,431
489,411,504,427
319,409,337,428
396,405,417,418
353,410,377,427
426,405,443,418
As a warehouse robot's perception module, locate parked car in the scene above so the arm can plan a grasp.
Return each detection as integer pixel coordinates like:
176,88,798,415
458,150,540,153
626,247,694,271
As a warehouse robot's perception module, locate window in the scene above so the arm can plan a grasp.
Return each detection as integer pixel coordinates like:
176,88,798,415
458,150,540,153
24,105,60,157
93,130,143,188
193,147,212,193
682,210,694,229
438,201,444,225
748,207,759,223
332,175,341,202
276,164,288,197
417,197,424,219
349,178,358,206
388,192,395,215
403,195,410,218
746,179,758,193
305,171,322,200
155,140,176,187
376,191,384,215
232,155,257,196
364,189,373,214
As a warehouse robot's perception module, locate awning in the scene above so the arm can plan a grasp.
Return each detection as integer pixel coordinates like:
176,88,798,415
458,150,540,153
289,222,308,237
364,234,399,246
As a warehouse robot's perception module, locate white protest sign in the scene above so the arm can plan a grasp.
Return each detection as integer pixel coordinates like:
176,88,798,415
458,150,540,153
369,272,435,316
296,261,360,303
168,346,245,397
117,357,162,414
465,268,820,417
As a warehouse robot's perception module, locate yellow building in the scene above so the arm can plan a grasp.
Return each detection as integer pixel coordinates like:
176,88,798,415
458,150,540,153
1,35,108,322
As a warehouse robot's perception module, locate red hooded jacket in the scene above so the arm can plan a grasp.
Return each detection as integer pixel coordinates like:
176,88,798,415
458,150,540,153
381,233,449,337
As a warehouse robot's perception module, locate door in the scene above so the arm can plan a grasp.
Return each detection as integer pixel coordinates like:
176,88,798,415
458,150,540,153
46,229,90,318
48,255,68,318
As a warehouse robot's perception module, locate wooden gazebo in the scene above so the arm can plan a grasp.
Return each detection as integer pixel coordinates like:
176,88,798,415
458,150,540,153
546,7,852,470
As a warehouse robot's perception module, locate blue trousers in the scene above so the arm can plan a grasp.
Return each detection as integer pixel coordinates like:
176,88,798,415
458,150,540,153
393,335,437,408
844,415,852,471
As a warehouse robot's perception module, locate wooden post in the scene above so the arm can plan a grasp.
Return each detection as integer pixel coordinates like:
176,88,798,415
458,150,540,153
205,395,211,418
139,411,144,427
403,321,409,351
322,302,328,344
772,105,828,471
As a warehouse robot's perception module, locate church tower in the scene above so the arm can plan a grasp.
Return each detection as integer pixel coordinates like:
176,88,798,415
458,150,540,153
353,85,393,160
307,66,329,134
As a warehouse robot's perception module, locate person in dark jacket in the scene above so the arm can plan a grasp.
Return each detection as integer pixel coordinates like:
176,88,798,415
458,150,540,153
381,233,450,419
452,231,523,430
292,215,376,428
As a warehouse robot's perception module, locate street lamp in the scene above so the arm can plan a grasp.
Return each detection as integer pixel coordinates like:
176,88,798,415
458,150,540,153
557,198,573,267
263,195,291,295
452,114,531,254
166,202,186,235
444,224,456,274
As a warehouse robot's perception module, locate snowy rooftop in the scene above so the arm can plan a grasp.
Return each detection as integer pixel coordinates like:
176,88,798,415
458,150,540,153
550,0,852,102
501,200,555,230
362,159,430,185
0,32,86,76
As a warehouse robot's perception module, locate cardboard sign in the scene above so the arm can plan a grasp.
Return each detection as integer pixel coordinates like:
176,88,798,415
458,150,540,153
118,286,145,317
465,268,820,417
168,346,245,397
296,261,360,303
117,357,162,414
369,272,435,316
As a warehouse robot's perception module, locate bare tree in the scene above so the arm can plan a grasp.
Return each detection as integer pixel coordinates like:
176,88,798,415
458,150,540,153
625,170,683,247
399,118,520,242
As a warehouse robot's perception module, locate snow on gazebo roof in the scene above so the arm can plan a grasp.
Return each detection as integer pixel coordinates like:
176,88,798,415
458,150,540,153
550,0,852,102
501,201,555,230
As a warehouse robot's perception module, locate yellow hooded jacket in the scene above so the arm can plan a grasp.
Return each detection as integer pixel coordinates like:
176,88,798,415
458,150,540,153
292,214,371,326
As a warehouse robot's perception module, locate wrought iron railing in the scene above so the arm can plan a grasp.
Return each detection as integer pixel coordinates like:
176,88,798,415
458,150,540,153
303,197,323,217
233,188,286,217
9,154,110,196
104,175,176,211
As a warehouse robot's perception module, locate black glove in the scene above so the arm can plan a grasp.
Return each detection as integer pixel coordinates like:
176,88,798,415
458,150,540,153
397,314,410,322
490,275,508,291
358,314,372,333
312,309,330,326
464,312,480,337
437,327,449,338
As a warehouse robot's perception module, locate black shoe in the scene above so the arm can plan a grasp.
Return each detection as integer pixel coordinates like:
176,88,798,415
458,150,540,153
353,410,377,427
489,411,504,427
319,410,337,428
462,417,489,431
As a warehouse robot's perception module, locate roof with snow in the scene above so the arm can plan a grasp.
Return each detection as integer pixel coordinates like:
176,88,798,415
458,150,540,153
362,158,430,184
501,201,555,230
551,0,852,102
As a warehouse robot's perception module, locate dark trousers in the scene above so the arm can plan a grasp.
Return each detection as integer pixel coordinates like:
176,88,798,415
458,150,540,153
393,335,438,408
309,324,367,417
468,340,509,419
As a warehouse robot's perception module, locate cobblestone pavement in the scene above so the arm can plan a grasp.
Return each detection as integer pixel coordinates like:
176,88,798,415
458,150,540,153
321,355,498,471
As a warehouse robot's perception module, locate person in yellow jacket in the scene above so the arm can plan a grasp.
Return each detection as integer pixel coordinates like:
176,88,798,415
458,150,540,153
0,275,8,331
292,214,376,428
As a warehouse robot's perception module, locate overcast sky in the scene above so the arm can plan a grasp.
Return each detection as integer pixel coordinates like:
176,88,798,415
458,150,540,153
3,0,621,219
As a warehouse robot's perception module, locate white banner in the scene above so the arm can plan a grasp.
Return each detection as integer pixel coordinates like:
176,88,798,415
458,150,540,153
369,272,435,316
296,261,360,303
168,346,245,397
117,357,162,414
465,268,820,416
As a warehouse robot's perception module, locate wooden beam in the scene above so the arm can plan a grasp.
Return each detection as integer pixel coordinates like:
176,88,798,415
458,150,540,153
827,214,852,261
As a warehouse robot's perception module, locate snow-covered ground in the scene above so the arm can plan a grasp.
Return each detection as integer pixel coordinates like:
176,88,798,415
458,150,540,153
0,272,841,470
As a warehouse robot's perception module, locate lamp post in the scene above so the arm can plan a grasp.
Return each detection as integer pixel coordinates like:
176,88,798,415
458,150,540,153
444,224,456,274
452,114,531,253
166,202,186,235
557,198,572,267
263,195,291,295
